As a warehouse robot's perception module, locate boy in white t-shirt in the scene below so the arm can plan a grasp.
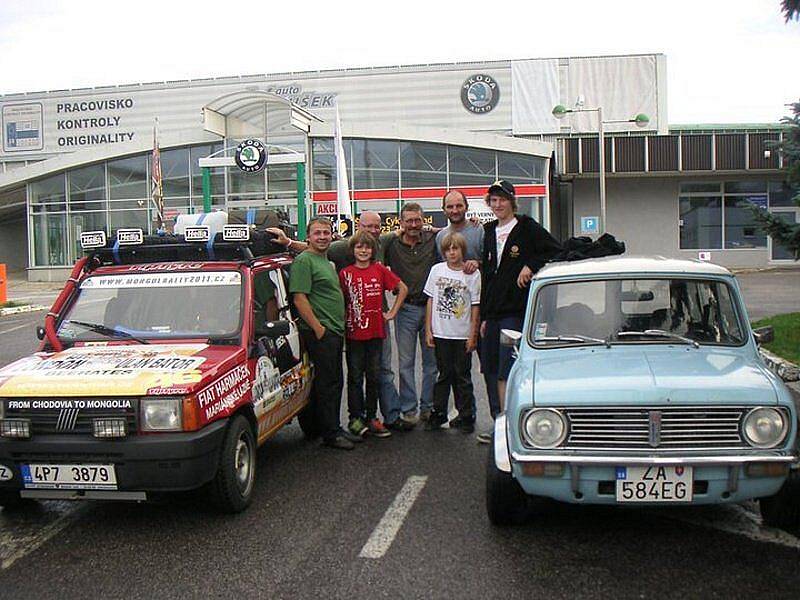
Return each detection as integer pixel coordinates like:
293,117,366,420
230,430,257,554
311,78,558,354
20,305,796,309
423,232,481,432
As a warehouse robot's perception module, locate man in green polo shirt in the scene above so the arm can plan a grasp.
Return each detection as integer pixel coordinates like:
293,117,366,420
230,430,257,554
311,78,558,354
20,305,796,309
289,217,361,450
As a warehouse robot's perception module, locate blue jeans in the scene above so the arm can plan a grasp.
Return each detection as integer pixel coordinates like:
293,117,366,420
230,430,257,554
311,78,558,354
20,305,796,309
395,304,436,415
379,321,401,424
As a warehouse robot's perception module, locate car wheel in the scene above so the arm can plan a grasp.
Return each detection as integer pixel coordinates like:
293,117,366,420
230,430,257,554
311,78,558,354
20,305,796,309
208,415,256,513
485,446,529,526
297,402,321,439
759,469,800,530
0,490,34,511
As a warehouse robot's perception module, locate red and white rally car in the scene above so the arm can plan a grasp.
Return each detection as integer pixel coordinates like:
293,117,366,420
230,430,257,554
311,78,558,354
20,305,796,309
0,222,315,512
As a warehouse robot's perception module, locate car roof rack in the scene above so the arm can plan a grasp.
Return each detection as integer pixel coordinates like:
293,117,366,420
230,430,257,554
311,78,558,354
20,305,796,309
80,227,287,266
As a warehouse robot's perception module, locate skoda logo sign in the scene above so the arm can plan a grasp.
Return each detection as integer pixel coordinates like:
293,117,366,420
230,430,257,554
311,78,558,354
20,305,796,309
461,74,499,114
234,139,267,173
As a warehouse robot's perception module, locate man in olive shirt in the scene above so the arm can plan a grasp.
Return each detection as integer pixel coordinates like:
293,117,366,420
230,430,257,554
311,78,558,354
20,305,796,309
383,203,438,424
289,218,361,450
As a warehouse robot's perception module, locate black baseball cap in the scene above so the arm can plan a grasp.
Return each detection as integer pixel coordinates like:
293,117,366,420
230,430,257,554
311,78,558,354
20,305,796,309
487,179,516,199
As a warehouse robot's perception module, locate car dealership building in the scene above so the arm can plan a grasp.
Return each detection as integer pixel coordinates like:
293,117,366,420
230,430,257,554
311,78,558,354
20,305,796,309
0,53,794,280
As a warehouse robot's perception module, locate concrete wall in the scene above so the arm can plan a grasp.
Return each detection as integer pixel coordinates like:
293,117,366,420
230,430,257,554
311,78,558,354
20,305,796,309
572,175,790,269
0,215,28,272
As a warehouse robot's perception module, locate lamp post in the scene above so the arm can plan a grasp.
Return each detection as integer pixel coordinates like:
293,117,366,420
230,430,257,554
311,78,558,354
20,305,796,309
553,103,650,235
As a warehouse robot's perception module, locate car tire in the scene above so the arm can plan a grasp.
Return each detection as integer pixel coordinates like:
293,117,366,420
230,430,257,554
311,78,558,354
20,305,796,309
0,490,33,510
759,469,800,530
297,402,321,439
486,446,529,526
208,415,256,514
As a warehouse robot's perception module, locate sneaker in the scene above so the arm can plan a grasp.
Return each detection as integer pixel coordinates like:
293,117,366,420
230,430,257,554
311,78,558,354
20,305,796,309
401,411,419,425
424,412,447,431
476,430,493,444
367,419,392,438
419,409,432,423
341,428,365,443
449,415,475,434
348,417,368,438
323,434,355,450
386,419,415,432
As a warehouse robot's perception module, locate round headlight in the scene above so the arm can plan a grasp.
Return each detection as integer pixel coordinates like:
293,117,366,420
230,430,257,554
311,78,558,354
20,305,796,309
523,409,567,449
742,407,788,448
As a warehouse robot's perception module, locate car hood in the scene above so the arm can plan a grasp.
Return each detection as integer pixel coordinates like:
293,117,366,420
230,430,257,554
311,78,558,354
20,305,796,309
531,347,777,406
0,343,245,397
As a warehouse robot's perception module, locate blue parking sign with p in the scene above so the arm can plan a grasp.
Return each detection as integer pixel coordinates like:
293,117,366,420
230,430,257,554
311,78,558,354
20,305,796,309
581,216,599,234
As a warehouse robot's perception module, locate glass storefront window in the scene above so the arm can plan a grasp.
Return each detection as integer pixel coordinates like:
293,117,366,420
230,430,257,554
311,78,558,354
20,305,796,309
723,198,767,249
68,164,106,211
769,181,797,207
108,155,147,207
160,147,190,199
70,212,107,259
30,175,66,210
449,146,496,186
311,138,337,191
190,144,224,200
724,181,767,194
229,167,265,195
109,209,150,233
351,140,399,190
400,142,446,188
680,183,721,194
32,213,68,266
498,152,544,184
680,196,722,249
267,163,297,198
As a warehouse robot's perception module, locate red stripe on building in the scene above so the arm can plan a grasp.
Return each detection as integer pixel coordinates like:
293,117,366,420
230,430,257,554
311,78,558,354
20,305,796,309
311,184,546,202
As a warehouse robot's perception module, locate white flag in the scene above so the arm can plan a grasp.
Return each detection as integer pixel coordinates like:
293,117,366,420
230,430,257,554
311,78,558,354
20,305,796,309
333,105,353,220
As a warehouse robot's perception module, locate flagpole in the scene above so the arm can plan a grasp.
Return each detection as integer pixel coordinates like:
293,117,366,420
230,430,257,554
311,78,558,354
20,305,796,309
151,118,164,231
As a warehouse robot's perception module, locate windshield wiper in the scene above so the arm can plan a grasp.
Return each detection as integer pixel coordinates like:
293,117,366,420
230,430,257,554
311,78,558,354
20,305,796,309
535,334,610,348
62,320,150,344
616,329,699,349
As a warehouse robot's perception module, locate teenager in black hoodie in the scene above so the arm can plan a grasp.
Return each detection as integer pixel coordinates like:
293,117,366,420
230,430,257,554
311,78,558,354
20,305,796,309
477,180,561,443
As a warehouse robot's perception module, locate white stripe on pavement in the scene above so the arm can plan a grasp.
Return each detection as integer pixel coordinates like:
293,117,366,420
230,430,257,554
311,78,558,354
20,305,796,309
359,475,428,559
0,322,33,336
1,505,85,570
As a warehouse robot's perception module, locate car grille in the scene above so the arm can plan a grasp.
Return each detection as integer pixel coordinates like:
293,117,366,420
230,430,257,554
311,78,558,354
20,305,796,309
561,406,748,451
4,399,138,436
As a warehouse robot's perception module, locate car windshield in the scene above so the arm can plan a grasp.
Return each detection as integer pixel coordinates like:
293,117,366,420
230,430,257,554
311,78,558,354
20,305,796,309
530,278,745,347
58,271,243,341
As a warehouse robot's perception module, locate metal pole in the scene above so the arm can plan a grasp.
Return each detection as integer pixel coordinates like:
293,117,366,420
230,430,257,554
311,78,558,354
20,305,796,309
202,167,212,213
597,106,607,235
296,162,307,240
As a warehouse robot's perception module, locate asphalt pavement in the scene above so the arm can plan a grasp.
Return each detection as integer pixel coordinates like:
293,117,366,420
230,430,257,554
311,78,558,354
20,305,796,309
1,309,800,599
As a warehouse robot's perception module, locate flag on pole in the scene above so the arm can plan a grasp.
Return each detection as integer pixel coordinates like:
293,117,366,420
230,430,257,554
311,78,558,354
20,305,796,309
333,105,353,227
151,118,164,229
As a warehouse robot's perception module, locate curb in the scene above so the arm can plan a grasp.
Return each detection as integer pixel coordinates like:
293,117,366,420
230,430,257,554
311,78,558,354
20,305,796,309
760,348,800,382
0,304,47,317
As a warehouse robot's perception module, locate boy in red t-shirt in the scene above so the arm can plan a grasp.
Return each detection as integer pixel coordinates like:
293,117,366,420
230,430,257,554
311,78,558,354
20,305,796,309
340,230,408,438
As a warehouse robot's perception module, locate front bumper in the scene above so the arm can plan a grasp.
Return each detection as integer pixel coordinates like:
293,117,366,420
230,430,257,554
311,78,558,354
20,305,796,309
494,414,798,505
0,419,228,496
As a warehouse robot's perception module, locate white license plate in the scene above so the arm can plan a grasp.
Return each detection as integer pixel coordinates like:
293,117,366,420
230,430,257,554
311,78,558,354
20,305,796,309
615,465,693,502
21,464,117,490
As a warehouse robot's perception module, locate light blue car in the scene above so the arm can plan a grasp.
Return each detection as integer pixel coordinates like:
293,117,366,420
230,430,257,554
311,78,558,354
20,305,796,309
487,257,800,529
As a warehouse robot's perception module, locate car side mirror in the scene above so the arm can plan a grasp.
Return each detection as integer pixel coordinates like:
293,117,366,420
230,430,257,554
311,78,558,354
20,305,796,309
36,326,45,341
255,319,291,338
500,328,522,349
753,326,774,345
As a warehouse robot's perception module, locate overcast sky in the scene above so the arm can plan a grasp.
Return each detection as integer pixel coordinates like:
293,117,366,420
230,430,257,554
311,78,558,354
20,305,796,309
0,0,797,124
